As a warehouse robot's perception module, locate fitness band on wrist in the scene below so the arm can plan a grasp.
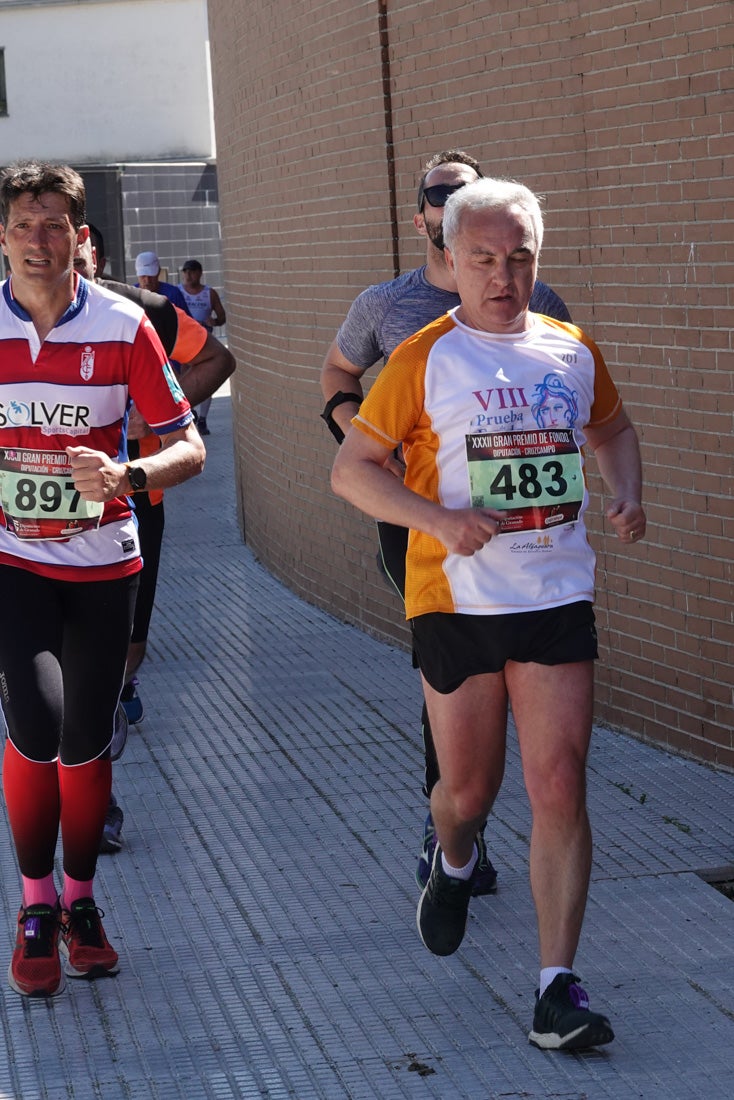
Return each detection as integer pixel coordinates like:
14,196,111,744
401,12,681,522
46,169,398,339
320,391,362,445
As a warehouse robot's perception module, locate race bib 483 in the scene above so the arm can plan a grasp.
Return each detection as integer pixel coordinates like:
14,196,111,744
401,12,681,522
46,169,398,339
466,429,584,534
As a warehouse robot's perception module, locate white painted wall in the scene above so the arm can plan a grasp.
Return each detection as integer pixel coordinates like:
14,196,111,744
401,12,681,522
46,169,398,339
0,0,215,163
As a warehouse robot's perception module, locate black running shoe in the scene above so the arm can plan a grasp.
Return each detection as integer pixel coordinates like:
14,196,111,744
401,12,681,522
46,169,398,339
528,972,614,1051
415,813,437,891
416,844,473,956
473,830,498,897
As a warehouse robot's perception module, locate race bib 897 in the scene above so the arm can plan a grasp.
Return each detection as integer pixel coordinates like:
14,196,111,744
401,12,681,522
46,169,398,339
0,448,103,541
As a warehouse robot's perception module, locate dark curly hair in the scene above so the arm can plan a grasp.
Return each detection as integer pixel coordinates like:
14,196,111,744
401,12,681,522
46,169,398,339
0,161,86,229
417,150,483,210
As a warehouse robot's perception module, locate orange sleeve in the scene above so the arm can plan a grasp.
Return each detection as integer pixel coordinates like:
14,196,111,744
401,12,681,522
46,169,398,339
130,313,204,506
354,315,452,446
171,309,208,364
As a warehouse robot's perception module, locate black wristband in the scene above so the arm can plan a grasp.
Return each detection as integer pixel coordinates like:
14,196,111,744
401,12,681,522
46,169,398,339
320,391,362,445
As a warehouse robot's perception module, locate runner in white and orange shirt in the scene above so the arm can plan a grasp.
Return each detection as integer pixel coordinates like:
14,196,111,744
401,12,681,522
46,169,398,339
332,177,646,1052
0,161,205,998
321,149,573,898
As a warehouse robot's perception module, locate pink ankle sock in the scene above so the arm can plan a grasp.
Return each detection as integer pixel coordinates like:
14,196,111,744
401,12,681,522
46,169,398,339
61,874,94,910
22,873,57,908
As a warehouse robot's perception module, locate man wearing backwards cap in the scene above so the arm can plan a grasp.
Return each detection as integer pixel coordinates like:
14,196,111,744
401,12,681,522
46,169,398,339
134,250,190,314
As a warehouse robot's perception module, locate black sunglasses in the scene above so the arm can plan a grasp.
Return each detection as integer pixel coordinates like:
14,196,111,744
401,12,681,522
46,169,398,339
417,181,467,212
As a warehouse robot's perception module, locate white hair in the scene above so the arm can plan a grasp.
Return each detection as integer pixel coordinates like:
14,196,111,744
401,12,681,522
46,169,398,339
443,177,544,254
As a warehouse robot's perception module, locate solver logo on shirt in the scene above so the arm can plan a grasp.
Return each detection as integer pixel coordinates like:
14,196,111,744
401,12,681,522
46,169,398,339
0,399,91,435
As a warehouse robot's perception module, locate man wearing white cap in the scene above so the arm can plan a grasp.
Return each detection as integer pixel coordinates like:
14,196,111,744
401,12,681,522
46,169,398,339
134,250,189,314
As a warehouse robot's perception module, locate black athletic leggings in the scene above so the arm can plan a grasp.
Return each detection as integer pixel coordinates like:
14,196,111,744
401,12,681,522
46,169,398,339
376,520,439,797
129,491,165,644
0,565,139,765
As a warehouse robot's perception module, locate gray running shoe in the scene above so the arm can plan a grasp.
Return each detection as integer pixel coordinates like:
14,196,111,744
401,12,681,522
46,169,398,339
110,703,128,761
99,794,124,854
473,830,498,896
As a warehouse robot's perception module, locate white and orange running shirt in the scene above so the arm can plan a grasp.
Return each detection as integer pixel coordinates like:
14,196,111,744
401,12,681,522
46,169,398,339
353,309,623,619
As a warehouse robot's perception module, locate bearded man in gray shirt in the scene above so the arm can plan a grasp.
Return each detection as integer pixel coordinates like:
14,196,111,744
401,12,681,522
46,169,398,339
320,151,572,896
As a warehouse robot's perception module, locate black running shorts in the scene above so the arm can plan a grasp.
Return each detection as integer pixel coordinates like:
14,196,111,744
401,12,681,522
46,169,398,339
411,600,598,695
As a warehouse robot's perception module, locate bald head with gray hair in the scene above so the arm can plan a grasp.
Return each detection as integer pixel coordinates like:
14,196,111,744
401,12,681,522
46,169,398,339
443,178,544,255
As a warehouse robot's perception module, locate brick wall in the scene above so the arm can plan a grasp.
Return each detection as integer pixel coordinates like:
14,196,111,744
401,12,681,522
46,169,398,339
207,0,733,766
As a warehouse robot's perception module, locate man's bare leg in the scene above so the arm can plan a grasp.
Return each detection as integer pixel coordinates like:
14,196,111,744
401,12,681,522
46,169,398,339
507,660,594,968
416,672,509,955
507,660,613,1050
422,671,509,869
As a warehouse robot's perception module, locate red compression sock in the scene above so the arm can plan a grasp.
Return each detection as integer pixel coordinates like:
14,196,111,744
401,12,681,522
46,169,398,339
58,756,112,883
2,739,60,880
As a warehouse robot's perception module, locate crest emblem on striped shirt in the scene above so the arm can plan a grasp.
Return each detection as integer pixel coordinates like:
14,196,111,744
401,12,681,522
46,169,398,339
80,346,95,381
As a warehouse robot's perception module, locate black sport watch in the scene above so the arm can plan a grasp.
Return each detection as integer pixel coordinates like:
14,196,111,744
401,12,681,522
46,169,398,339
126,463,147,492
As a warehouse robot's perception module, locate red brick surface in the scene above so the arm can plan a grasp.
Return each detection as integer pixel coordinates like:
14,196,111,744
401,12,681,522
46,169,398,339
207,0,733,765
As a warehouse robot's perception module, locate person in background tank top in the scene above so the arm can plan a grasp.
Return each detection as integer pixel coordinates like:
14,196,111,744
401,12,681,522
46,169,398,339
179,260,227,436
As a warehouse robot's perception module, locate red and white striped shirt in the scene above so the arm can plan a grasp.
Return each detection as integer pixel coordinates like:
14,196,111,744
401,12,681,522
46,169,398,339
0,275,193,581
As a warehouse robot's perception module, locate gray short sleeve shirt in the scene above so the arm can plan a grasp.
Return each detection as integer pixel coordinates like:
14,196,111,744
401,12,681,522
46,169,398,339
336,266,571,370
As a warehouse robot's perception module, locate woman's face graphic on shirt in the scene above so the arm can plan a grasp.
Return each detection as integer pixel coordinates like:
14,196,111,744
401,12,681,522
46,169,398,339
538,395,573,428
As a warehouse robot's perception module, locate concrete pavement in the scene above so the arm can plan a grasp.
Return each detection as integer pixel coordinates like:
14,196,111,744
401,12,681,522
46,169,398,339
2,388,734,1099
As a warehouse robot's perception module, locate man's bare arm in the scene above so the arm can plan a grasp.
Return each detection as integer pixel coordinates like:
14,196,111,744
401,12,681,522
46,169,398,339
332,427,501,556
210,288,227,327
67,423,205,502
319,339,366,440
586,408,646,543
178,334,236,407
320,340,404,479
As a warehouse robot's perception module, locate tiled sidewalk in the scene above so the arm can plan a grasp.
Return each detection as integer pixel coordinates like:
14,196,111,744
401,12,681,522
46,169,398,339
1,389,734,1099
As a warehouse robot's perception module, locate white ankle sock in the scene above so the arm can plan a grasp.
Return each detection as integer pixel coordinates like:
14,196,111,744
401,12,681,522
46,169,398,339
539,966,573,997
441,844,478,881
